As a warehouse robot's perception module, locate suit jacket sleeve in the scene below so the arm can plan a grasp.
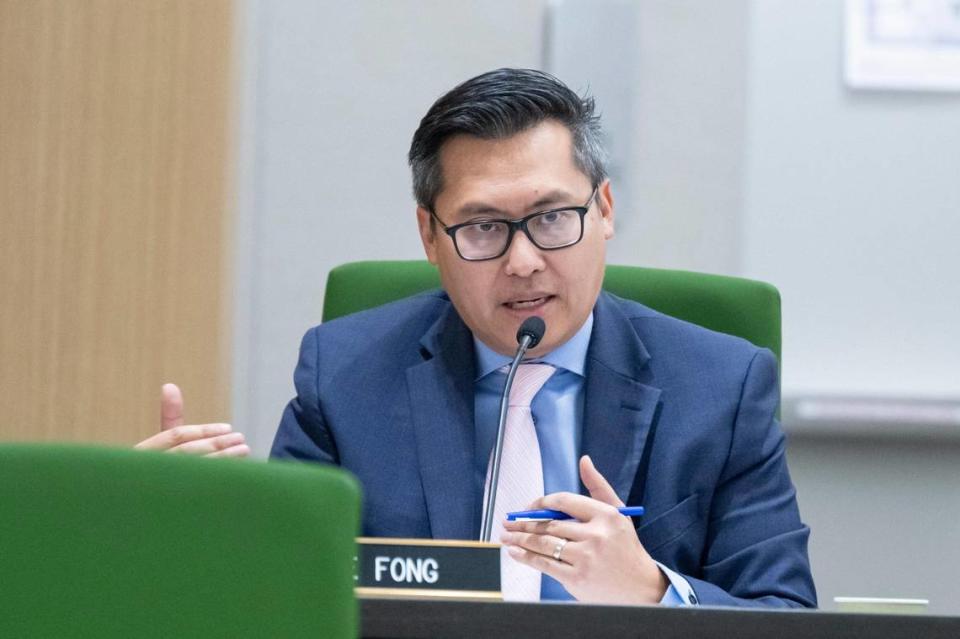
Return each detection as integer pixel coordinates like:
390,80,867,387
270,326,339,464
676,348,816,608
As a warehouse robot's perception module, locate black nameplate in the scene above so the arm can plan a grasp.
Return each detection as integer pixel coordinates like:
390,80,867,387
356,538,501,599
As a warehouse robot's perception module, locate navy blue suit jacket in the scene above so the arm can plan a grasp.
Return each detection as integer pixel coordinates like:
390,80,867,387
271,290,817,608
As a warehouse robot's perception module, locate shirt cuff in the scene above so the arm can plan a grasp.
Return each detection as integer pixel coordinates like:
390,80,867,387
655,561,699,606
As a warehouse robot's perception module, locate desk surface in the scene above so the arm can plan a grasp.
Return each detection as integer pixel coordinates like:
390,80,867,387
361,597,960,639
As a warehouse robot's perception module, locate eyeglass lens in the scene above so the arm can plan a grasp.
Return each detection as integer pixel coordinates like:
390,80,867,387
455,209,582,260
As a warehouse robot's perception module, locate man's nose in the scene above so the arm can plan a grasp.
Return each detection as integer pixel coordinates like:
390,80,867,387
503,230,546,277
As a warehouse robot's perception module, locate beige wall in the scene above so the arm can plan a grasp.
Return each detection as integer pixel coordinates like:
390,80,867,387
0,0,234,445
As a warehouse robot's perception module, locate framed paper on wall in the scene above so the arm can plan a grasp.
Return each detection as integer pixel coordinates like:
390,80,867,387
845,0,960,90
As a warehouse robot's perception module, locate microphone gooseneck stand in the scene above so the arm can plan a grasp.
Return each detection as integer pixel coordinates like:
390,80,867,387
480,316,547,542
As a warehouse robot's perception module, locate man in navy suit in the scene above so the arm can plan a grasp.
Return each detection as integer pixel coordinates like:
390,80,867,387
140,69,815,608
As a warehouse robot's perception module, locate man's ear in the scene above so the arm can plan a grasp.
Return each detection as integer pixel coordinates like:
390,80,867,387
597,180,615,240
416,206,439,265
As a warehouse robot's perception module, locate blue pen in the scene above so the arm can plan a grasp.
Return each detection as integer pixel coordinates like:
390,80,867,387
507,506,645,521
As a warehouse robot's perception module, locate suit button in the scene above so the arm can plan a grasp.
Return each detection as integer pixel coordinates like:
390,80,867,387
688,593,698,604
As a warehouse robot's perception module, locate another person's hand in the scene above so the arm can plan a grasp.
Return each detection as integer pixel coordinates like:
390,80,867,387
500,455,668,604
134,383,250,457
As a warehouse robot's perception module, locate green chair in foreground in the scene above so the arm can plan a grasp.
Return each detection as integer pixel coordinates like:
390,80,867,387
322,260,781,362
0,445,360,638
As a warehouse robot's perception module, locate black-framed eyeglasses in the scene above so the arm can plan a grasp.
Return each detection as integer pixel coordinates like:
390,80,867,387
430,187,599,261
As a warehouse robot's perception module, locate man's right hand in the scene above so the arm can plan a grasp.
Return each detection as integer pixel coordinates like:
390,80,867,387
134,383,250,457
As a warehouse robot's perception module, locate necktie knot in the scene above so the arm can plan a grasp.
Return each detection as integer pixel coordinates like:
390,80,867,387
508,364,555,408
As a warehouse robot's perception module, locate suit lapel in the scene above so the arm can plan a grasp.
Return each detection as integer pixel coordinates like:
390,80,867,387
405,304,478,540
581,293,662,503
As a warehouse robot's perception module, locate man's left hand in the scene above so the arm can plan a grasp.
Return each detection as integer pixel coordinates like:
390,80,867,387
500,454,668,605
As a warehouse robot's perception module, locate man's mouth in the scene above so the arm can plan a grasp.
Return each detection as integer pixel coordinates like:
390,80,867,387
503,295,554,310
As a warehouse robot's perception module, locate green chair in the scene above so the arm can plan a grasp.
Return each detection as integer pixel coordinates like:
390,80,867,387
0,445,360,638
322,260,781,362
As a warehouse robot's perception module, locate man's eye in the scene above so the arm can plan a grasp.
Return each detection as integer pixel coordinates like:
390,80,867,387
541,212,561,224
540,210,574,225
476,223,502,233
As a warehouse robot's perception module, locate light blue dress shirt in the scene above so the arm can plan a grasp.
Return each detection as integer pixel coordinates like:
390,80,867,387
473,313,695,605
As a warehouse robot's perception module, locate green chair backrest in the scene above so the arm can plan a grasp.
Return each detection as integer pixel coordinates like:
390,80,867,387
0,444,360,638
323,260,781,362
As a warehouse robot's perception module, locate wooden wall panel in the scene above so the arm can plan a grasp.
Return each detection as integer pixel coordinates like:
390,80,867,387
0,0,234,444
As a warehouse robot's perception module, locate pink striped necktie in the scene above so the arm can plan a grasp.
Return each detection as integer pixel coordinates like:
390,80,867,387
483,363,555,602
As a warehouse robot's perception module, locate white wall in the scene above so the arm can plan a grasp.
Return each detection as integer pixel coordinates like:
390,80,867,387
626,0,750,274
742,0,960,399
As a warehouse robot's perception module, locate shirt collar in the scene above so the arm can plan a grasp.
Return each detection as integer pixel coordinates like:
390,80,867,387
473,312,594,381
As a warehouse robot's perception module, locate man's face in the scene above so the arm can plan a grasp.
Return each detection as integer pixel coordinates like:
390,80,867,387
416,120,615,357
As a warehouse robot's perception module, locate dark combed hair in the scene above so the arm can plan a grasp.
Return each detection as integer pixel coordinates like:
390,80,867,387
408,68,607,211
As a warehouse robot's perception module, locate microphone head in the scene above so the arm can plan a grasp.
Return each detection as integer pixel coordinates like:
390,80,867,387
516,316,546,349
